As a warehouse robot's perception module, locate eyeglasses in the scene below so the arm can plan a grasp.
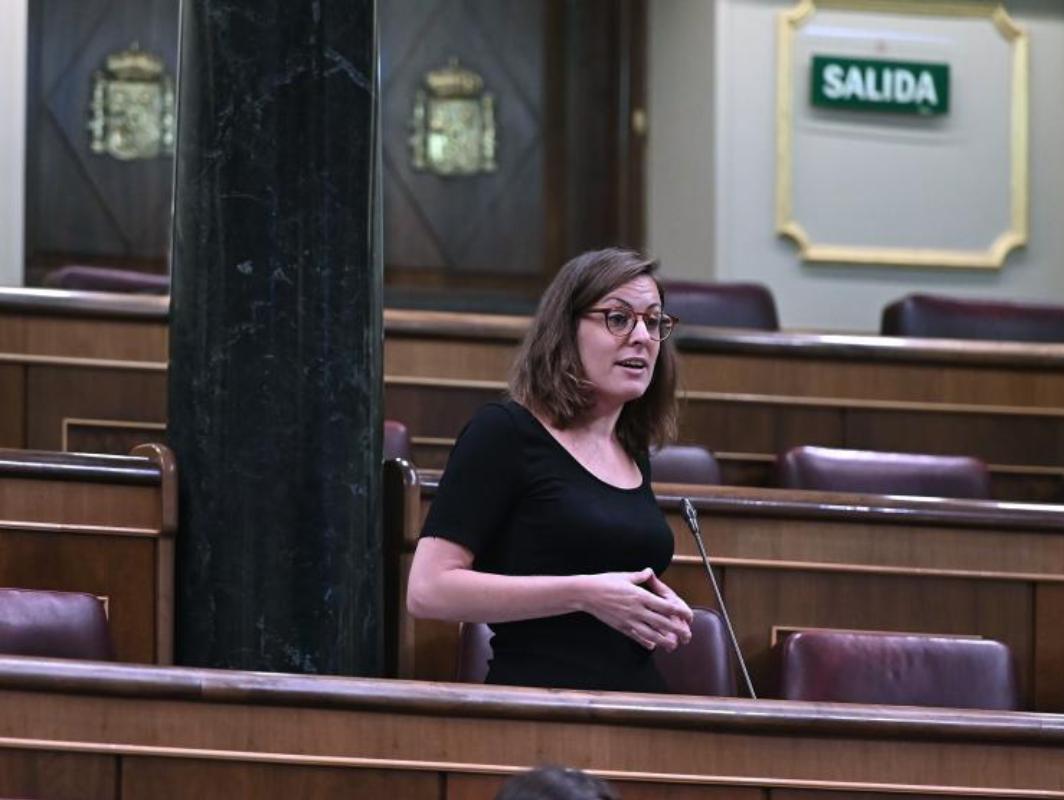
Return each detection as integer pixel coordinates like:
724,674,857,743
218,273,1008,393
584,307,678,341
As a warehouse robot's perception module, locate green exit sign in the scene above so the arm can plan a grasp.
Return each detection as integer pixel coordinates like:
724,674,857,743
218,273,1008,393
811,55,950,115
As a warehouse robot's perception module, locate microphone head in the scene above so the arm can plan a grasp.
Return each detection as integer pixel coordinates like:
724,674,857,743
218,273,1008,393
680,497,699,533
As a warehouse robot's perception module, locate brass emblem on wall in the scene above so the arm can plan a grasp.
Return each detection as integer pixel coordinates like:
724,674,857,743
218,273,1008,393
409,58,497,177
88,43,175,161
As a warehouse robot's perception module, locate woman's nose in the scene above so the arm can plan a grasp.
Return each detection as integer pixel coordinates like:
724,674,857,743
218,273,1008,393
629,316,653,342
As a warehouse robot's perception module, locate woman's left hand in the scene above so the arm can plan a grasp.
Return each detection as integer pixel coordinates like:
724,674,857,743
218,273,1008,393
640,572,693,646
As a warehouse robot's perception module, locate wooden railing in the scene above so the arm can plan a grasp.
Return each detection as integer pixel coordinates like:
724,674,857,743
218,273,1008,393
0,655,1061,799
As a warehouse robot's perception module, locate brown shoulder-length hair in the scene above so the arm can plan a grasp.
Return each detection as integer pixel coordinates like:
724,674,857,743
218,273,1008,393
509,247,678,457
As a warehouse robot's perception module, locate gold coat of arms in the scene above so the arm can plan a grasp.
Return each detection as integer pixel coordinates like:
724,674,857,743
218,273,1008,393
88,43,175,161
409,58,497,177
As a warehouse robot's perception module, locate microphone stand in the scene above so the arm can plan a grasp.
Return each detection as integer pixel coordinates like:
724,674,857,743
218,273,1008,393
681,497,757,699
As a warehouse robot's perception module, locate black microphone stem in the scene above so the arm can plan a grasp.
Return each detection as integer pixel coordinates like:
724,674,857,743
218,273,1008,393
681,498,757,700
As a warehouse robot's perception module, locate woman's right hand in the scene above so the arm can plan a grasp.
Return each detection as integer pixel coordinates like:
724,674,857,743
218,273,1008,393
578,568,693,652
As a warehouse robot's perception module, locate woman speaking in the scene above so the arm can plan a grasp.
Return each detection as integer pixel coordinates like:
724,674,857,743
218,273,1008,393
406,248,692,692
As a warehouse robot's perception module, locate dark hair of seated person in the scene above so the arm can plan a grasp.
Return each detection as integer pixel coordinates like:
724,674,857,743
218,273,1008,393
494,766,620,800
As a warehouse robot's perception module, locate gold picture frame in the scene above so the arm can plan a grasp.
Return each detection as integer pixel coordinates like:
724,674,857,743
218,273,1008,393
776,0,1028,269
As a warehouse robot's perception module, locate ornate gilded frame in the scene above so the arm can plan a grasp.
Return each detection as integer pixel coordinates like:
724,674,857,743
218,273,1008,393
776,0,1028,269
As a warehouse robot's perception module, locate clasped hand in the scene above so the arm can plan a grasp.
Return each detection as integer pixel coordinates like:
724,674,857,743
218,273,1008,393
582,568,693,652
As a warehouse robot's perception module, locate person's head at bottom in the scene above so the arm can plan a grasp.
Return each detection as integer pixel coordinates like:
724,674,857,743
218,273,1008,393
494,766,620,800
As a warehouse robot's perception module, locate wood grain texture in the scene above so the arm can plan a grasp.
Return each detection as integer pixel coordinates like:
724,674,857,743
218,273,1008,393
1,659,1064,799
122,759,439,800
0,364,26,448
0,449,174,663
27,366,167,452
0,748,117,800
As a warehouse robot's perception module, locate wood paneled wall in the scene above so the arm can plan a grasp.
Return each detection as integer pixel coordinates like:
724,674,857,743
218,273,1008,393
0,656,1062,800
385,460,1064,712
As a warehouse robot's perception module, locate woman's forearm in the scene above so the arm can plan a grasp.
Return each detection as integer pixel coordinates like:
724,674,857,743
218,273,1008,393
407,563,588,623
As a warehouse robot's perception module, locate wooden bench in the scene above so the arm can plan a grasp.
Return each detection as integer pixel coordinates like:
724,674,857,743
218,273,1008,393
384,460,1064,711
0,444,176,663
1,655,1062,800
3,292,1064,501
384,309,1064,502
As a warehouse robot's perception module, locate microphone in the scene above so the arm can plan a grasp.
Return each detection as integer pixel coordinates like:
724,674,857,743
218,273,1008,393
680,497,757,699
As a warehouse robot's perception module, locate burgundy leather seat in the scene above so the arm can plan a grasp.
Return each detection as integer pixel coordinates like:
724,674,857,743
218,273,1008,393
456,607,738,697
650,445,722,485
881,293,1064,343
777,630,1021,710
0,588,114,660
777,446,991,499
43,265,170,295
383,420,412,461
662,281,779,331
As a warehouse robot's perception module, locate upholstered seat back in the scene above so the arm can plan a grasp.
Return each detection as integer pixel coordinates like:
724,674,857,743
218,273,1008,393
662,281,779,331
456,607,737,697
650,445,722,485
777,446,992,499
881,293,1064,343
778,630,1021,710
383,419,412,462
43,265,170,295
0,588,114,661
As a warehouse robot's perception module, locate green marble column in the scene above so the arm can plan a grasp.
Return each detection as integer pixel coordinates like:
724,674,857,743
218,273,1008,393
168,0,382,675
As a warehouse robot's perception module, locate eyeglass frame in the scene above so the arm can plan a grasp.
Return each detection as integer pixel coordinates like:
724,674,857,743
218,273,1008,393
583,307,680,341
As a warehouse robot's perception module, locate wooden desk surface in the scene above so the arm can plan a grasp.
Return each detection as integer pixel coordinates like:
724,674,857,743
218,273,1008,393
1,656,1063,800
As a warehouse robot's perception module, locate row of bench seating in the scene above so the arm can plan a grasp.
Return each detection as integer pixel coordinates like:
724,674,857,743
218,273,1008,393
665,282,1064,343
456,614,1021,711
43,265,1064,344
392,416,994,502
653,443,991,499
1,584,1019,712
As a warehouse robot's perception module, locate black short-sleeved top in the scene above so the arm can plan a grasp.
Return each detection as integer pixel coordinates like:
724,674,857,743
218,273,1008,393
420,400,675,692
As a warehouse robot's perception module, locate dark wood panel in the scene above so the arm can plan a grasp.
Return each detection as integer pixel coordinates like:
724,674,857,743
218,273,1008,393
680,400,847,454
449,773,763,800
381,1,646,293
1034,584,1064,711
27,365,167,452
0,749,117,800
381,0,548,277
0,529,158,663
25,0,180,280
0,365,26,448
720,569,1033,707
3,658,1064,800
123,760,439,800
845,407,1064,467
66,421,168,454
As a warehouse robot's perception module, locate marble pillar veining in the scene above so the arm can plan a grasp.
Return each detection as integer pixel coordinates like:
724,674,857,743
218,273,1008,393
168,0,382,674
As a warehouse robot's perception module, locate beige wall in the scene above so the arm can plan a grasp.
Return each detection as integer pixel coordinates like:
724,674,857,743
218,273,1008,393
0,0,27,286
646,0,716,282
648,0,1064,331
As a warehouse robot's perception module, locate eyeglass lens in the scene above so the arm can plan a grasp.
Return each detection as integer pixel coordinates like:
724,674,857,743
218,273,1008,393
605,310,673,340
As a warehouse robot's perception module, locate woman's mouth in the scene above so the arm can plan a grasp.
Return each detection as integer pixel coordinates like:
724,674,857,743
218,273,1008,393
616,358,647,371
